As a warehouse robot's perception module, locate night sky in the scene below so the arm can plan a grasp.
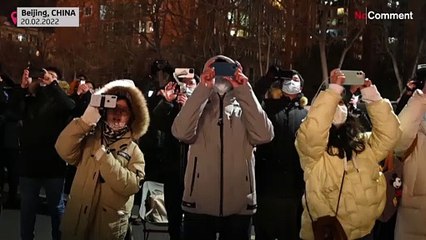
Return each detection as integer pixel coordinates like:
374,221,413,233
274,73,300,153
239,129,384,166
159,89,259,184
1,0,59,23
1,1,32,16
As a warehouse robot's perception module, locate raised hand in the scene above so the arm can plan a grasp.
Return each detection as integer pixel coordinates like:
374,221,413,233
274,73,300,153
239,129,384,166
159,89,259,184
21,69,31,88
330,68,346,86
200,67,215,89
159,82,178,102
225,68,248,88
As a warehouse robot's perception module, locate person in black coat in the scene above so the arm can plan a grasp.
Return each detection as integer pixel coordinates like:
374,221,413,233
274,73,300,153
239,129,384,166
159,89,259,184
150,74,198,240
18,67,75,240
0,73,22,208
254,68,308,240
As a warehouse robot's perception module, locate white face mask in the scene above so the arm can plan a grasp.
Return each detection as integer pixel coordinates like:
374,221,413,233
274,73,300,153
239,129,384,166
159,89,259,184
332,104,348,126
214,76,233,95
282,80,301,95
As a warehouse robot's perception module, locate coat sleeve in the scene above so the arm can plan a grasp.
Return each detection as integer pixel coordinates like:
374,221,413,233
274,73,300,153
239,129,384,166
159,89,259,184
98,143,145,197
233,83,274,145
171,84,212,144
394,90,426,156
47,82,76,111
55,118,94,165
295,89,340,171
152,99,176,131
363,87,401,162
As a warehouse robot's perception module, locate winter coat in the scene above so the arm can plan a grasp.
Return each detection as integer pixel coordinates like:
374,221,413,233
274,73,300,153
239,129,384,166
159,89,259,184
255,96,308,199
295,87,401,239
20,81,75,178
172,83,274,217
152,99,187,181
55,80,149,240
394,90,426,240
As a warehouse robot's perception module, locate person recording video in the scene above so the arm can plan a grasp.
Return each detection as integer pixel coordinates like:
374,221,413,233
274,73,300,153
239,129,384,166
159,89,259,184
172,55,274,240
55,79,149,240
150,68,199,240
18,66,75,240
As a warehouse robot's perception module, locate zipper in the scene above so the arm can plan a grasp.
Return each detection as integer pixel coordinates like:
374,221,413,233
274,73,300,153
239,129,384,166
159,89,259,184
189,157,198,196
218,94,225,216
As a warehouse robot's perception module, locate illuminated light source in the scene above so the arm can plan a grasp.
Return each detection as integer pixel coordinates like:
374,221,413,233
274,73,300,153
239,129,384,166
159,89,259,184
17,34,24,42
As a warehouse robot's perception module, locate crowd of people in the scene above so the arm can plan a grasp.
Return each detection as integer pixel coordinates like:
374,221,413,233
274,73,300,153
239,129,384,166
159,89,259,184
0,57,425,240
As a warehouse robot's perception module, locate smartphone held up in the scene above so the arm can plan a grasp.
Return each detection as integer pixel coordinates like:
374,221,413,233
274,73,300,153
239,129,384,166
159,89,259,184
89,94,117,109
341,70,365,85
174,68,195,79
212,62,238,77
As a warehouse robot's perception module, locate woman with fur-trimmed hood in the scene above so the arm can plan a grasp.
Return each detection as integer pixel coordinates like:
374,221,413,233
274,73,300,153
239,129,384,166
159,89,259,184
55,79,149,240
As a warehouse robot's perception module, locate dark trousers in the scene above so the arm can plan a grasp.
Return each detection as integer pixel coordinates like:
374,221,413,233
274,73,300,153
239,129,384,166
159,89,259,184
63,165,76,195
373,213,397,240
0,148,19,199
20,177,65,240
254,196,301,240
164,178,184,240
183,212,251,240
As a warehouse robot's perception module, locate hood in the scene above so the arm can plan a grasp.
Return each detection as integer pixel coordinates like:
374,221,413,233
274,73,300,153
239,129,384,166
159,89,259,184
96,79,150,140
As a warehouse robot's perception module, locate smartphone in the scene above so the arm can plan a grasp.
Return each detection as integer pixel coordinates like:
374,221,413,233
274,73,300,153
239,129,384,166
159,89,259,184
341,70,365,85
212,62,238,76
80,80,86,85
174,68,195,79
90,94,117,108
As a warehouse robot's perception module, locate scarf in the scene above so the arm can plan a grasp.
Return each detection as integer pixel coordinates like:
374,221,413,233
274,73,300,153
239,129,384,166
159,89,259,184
102,121,130,146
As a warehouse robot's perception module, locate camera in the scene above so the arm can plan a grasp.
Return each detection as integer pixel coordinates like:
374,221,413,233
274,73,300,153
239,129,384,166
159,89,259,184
89,94,117,108
174,68,195,79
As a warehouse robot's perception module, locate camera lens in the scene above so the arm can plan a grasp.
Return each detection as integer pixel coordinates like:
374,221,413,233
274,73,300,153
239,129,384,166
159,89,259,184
189,69,194,73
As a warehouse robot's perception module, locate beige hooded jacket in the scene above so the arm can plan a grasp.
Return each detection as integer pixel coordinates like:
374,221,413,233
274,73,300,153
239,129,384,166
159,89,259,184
171,55,274,217
55,80,149,240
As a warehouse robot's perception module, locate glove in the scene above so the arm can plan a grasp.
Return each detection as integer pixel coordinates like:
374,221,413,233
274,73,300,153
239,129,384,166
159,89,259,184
81,105,101,126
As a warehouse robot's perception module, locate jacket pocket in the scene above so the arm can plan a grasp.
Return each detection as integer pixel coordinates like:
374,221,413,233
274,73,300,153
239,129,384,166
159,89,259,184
189,157,198,196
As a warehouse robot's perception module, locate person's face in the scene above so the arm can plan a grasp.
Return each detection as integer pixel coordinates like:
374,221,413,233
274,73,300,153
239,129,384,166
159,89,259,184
292,74,300,82
182,78,197,91
86,82,94,92
43,70,57,82
106,99,132,130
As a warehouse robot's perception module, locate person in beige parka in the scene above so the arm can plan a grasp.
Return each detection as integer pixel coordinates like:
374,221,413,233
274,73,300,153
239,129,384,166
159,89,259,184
55,79,149,240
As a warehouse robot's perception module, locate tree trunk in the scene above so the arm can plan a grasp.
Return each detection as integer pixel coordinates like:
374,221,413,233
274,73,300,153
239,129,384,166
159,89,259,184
258,24,263,76
389,52,404,93
265,33,271,74
319,39,328,83
338,27,364,68
410,38,425,79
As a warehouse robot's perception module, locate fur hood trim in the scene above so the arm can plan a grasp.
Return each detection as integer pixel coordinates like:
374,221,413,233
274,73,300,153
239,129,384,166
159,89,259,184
96,79,149,140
